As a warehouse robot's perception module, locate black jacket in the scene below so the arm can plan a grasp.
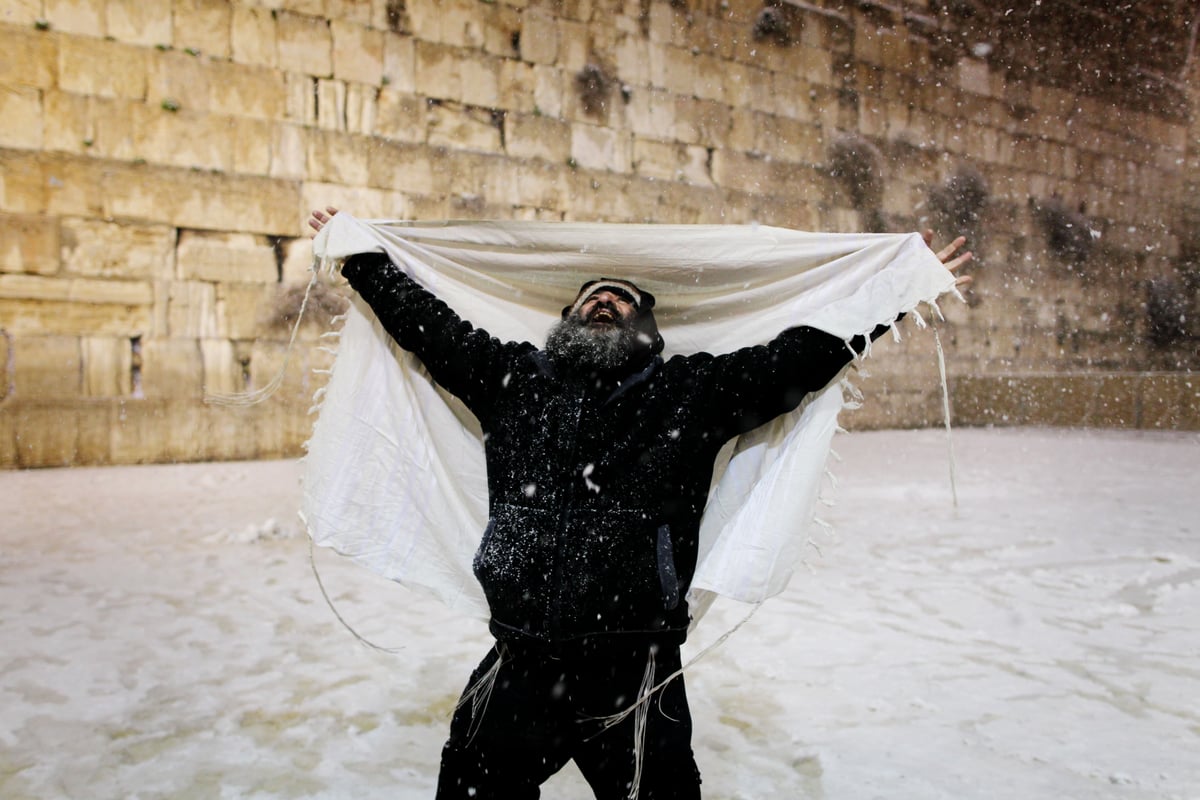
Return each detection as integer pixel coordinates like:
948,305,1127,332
344,254,884,645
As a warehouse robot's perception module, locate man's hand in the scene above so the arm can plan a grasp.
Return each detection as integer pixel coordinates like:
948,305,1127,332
922,229,973,289
308,206,339,236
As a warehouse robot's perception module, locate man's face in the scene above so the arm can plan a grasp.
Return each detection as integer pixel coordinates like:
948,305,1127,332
578,289,638,330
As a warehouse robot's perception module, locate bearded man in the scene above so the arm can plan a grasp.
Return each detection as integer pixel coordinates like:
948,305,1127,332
307,208,971,800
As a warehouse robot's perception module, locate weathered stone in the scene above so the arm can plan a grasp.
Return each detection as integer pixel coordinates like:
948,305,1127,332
216,282,277,340
368,141,438,195
307,128,371,185
0,213,59,275
140,337,203,399
82,336,132,397
520,9,559,65
231,5,277,68
332,19,384,85
570,123,631,173
176,230,278,284
428,103,503,151
167,280,219,338
277,11,332,77
13,334,80,396
106,0,173,46
45,0,105,36
172,0,233,59
58,36,147,101
0,24,58,89
60,217,174,280
505,113,571,164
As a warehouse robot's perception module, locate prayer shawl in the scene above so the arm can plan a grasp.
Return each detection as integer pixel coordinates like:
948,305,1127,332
302,213,958,624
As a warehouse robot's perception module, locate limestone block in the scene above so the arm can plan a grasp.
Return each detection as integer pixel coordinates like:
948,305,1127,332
12,402,82,467
173,0,233,59
613,32,651,88
654,45,701,100
167,280,219,338
13,334,80,397
307,128,371,185
82,336,133,397
0,213,59,276
531,64,564,119
508,159,566,210
326,0,375,26
332,19,384,85
479,3,521,58
45,0,105,36
383,34,416,93
673,97,731,148
557,19,589,73
368,141,438,195
231,117,273,175
140,337,202,398
85,96,139,162
632,138,712,186
107,0,173,46
428,104,503,151
41,90,90,155
232,5,277,67
60,217,174,280
207,61,289,121
103,165,301,236
756,114,821,166
217,282,276,339
136,106,234,171
571,123,631,173
0,151,45,214
58,36,147,101
415,41,463,103
0,272,153,305
278,0,325,16
200,337,240,396
461,57,501,109
376,90,427,143
147,49,212,114
176,230,277,284
624,87,674,139
520,9,559,65
346,82,379,135
772,73,815,123
0,24,57,88
277,11,332,77
317,78,347,130
504,113,570,163
1,0,41,26
271,123,308,179
299,180,412,223
285,71,317,125
279,237,316,284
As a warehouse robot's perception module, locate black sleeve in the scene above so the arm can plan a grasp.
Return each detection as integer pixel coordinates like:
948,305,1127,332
341,252,529,420
688,321,894,438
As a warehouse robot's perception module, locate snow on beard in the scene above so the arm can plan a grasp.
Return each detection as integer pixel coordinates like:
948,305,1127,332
544,302,648,373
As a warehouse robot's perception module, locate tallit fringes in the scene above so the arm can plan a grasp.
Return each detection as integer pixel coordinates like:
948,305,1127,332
203,266,322,408
932,326,960,509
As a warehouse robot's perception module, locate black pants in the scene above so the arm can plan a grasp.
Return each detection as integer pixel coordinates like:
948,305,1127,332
435,638,702,799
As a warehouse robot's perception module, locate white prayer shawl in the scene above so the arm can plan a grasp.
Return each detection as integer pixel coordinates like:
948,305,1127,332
302,213,957,624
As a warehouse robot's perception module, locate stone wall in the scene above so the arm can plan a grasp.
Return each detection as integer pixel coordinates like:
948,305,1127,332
1,0,1197,468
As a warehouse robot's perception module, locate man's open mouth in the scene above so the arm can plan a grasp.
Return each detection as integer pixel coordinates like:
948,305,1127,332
590,307,617,324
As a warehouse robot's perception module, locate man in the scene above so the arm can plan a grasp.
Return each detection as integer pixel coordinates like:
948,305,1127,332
308,208,971,799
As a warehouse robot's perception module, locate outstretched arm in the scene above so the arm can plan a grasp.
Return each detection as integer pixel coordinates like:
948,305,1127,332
309,208,528,419
695,232,973,437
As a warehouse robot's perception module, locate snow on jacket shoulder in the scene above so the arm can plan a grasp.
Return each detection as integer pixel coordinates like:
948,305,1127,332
343,253,872,645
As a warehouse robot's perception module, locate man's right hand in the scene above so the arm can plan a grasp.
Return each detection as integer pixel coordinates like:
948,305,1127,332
308,206,339,235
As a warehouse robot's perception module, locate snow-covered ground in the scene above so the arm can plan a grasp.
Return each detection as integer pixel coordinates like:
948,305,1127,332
2,428,1198,800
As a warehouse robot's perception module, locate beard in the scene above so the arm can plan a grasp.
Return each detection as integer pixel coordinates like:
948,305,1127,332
544,310,643,374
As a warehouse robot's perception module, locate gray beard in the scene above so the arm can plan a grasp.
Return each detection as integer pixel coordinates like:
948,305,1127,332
544,314,640,374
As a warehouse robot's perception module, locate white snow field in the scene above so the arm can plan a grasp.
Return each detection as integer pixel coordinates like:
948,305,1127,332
2,427,1198,800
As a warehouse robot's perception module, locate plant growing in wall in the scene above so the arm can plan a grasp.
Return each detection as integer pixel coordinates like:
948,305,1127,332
575,63,615,118
1031,195,1094,266
827,133,886,232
